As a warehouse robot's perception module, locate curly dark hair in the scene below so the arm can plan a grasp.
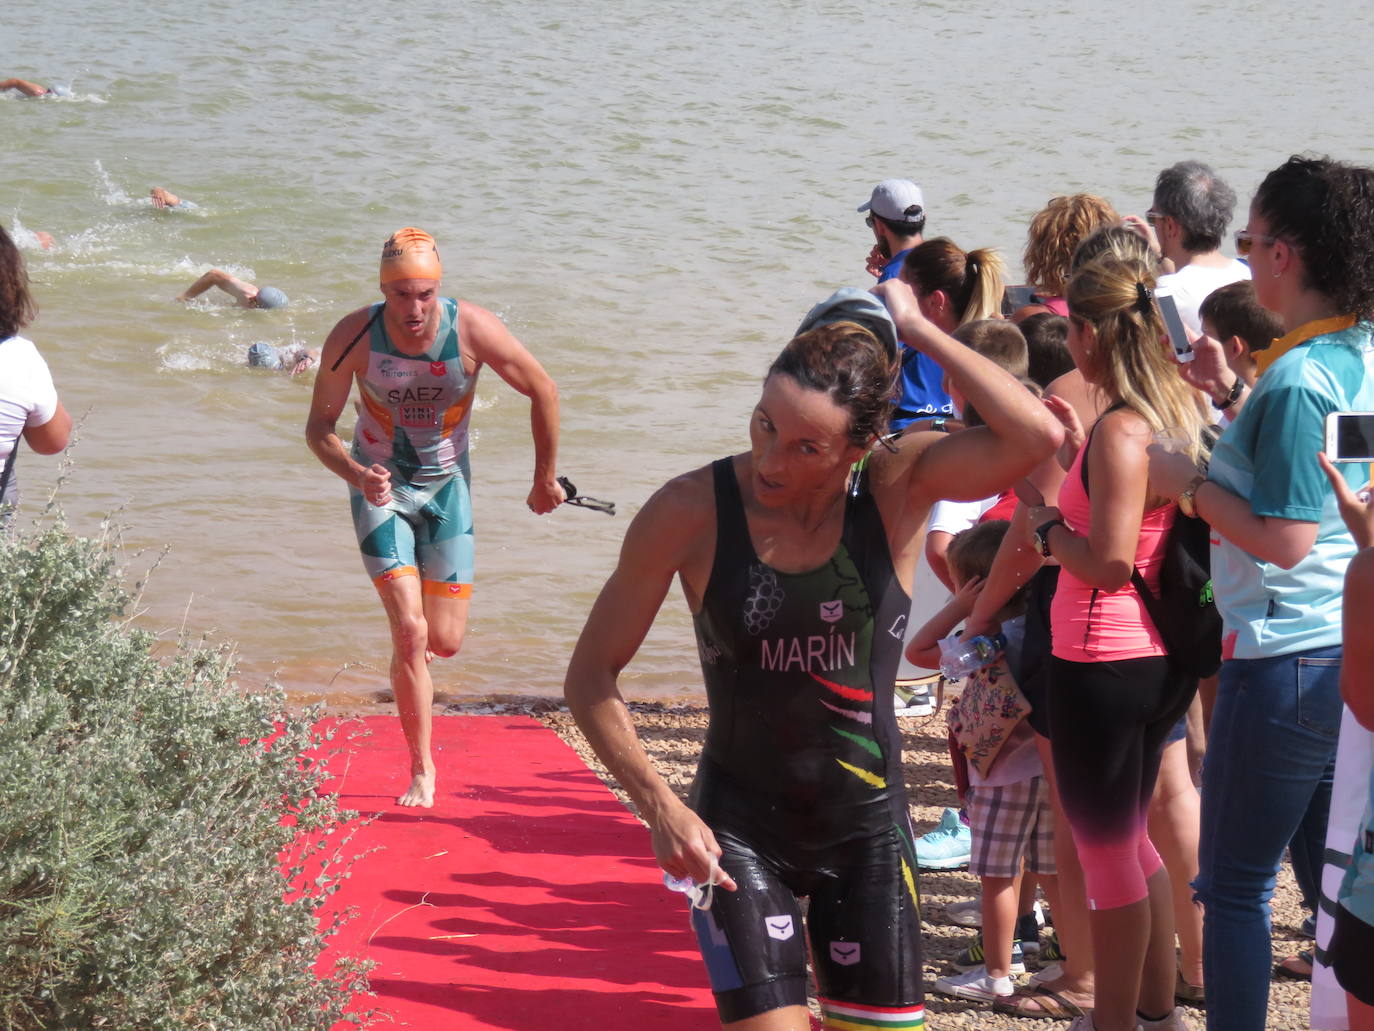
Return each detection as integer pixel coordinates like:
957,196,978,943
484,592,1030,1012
1255,155,1374,321
767,321,898,447
0,227,37,340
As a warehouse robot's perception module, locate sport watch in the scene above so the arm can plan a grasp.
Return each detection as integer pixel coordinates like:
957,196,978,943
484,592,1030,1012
1033,518,1066,557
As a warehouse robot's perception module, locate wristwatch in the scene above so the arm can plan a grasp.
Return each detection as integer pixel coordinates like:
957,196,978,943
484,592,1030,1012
1215,377,1245,412
1033,518,1066,557
1178,475,1207,518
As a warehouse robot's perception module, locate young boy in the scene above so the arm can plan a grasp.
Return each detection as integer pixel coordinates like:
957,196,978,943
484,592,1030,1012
1197,280,1284,395
906,520,1056,1003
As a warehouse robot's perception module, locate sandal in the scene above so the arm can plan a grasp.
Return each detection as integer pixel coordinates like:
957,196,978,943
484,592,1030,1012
1274,950,1313,981
993,983,1093,1019
1175,968,1205,1003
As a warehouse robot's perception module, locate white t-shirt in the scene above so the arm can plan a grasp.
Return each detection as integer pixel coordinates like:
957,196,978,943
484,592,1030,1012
927,495,998,536
1156,258,1251,334
0,335,59,463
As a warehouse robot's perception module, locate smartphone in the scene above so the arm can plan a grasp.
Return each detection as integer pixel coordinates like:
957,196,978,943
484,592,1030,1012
1153,285,1193,363
1002,284,1037,315
1325,411,1374,462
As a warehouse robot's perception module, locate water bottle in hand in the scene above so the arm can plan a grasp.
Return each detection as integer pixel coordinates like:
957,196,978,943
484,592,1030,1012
938,632,1007,679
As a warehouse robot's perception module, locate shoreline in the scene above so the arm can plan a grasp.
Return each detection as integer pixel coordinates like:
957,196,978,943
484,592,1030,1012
319,697,1316,1030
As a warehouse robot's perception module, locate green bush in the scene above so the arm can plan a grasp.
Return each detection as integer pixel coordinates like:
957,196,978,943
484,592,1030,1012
0,518,374,1030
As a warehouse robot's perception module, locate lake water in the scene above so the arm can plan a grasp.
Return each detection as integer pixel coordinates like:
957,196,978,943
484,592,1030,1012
4,0,1372,704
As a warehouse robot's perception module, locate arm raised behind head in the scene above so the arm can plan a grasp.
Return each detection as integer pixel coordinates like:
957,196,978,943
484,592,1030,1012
871,278,1063,504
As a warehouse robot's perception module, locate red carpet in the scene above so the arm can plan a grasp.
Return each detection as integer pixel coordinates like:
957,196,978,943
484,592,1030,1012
313,715,718,1029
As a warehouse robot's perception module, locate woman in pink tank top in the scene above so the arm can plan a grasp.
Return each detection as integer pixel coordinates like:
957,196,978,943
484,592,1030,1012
1023,253,1211,1031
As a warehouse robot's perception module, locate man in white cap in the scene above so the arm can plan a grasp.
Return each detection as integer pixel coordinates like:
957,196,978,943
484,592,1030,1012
859,178,927,283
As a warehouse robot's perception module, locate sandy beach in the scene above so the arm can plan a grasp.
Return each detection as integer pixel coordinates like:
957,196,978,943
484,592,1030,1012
412,698,1324,1030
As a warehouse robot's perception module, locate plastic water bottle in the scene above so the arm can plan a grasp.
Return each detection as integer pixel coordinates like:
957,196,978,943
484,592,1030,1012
938,632,1007,679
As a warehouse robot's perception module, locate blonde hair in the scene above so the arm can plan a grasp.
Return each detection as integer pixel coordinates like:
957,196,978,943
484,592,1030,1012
1066,254,1211,463
902,238,1008,326
1023,194,1120,298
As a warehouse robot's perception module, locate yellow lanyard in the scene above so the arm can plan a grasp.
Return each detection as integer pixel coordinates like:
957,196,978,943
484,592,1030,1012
1253,313,1358,378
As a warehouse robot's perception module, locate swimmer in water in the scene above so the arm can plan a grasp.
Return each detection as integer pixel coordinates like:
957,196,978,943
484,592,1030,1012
1,77,56,98
306,227,565,808
178,269,288,309
247,341,318,376
151,187,190,209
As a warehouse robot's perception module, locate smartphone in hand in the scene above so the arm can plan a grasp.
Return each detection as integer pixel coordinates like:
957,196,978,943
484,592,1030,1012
1154,285,1194,363
1325,411,1374,462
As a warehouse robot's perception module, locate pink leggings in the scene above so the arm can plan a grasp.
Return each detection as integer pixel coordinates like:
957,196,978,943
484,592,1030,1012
1048,654,1193,909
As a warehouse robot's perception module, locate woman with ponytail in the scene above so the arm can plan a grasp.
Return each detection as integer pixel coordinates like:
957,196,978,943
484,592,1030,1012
1022,253,1211,1031
889,237,1007,432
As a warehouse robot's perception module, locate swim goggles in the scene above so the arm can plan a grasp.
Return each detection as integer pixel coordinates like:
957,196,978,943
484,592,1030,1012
558,476,615,516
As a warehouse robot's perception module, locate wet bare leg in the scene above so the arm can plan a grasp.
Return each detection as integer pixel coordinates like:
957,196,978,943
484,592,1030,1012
377,575,436,807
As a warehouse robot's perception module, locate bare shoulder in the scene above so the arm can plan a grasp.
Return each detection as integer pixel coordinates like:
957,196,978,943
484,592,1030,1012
321,303,379,368
624,461,719,593
1047,368,1105,426
635,462,717,543
456,298,510,343
1096,405,1151,447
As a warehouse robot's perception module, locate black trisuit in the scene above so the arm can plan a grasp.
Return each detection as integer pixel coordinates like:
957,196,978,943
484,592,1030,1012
684,458,926,1028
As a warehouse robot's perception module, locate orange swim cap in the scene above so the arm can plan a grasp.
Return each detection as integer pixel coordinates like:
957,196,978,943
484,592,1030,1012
380,227,442,284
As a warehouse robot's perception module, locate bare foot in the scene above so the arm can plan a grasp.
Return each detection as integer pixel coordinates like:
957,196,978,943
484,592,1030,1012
397,770,435,808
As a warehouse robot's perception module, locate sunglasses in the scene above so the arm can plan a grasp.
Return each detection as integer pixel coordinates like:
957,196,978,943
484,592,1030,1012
1145,209,1167,227
865,213,875,228
1234,229,1280,256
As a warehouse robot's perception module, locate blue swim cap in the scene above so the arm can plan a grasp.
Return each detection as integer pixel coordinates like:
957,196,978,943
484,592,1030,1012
49,84,73,98
255,286,289,309
796,287,899,362
246,342,283,369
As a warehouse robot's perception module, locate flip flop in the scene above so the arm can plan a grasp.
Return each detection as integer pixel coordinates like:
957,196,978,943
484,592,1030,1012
992,983,1092,1018
1273,951,1312,981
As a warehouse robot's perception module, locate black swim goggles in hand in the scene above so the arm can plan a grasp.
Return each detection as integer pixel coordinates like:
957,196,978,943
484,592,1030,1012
557,476,616,516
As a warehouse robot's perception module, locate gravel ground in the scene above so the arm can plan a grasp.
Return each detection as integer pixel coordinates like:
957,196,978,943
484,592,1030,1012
445,697,1318,1031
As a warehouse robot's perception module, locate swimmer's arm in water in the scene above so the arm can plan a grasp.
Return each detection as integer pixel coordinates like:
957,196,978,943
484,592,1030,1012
871,278,1063,503
177,268,257,306
306,306,391,504
150,187,181,209
458,300,566,513
0,78,48,97
565,474,736,890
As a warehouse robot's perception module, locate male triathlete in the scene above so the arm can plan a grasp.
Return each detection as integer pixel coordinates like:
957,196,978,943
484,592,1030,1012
307,227,563,806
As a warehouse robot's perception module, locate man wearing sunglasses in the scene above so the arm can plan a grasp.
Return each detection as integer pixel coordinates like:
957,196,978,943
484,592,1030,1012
859,178,926,283
856,179,954,434
1148,160,1251,333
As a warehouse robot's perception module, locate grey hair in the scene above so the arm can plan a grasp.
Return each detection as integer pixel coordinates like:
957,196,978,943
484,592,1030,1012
1153,160,1237,253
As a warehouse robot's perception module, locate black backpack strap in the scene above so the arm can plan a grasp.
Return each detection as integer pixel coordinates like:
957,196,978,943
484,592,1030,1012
1078,402,1147,645
0,444,17,503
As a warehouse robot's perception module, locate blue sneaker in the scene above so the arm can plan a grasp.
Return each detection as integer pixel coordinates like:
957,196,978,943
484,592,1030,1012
916,807,971,870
